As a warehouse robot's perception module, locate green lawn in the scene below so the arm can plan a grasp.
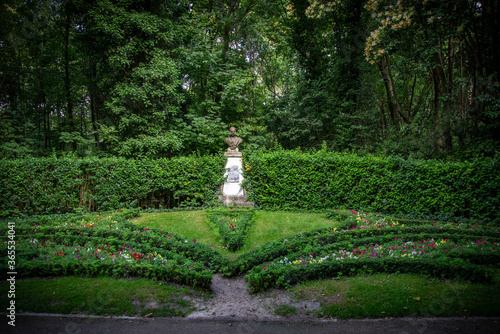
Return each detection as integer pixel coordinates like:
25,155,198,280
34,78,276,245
133,210,215,245
247,211,337,248
132,210,338,259
0,277,201,317
291,273,500,319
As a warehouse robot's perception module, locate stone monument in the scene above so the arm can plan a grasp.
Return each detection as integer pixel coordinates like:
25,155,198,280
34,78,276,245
219,127,253,207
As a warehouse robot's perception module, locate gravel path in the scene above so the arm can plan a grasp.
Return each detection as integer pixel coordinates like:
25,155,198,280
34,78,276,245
187,274,320,321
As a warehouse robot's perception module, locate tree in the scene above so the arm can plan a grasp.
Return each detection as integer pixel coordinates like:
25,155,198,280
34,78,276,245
364,0,500,157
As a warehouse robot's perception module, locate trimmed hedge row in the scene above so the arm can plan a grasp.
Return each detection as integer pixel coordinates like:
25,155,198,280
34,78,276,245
0,257,212,289
224,227,500,277
206,207,255,252
0,210,229,271
244,151,499,222
245,256,496,293
0,155,225,216
3,152,498,220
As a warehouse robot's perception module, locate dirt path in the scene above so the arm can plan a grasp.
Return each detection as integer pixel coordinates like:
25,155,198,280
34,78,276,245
187,274,320,321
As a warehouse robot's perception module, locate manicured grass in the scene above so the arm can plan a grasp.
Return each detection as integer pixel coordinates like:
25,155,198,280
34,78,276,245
0,277,203,317
292,273,500,319
131,210,338,260
245,211,337,249
133,210,216,246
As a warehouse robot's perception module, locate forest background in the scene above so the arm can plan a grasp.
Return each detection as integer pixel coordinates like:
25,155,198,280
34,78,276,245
1,0,499,160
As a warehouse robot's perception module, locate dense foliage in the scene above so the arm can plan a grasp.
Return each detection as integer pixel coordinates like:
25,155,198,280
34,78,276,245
244,150,500,221
1,0,498,159
0,155,225,216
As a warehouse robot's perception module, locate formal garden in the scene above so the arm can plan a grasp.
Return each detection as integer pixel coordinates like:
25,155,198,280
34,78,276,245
1,0,499,324
1,151,499,319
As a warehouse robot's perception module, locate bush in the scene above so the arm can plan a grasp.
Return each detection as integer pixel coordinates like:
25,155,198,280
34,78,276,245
206,207,255,251
0,155,225,216
0,209,219,289
244,151,499,222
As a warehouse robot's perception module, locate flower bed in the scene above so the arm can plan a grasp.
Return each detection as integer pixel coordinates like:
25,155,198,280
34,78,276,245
245,255,496,293
0,209,223,289
1,208,499,292
224,210,500,290
1,209,229,271
206,207,255,251
223,211,500,277
5,238,212,288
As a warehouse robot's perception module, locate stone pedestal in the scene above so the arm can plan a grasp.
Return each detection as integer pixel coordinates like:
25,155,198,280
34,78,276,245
219,151,254,207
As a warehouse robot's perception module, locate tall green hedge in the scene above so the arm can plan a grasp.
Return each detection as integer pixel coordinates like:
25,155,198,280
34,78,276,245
243,151,499,222
2,152,498,221
0,155,225,216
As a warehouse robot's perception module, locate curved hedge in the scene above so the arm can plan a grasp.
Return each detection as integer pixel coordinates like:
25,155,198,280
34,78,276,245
0,155,225,216
244,151,499,222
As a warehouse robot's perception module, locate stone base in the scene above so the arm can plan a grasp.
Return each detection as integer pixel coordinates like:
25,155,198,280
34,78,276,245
224,151,242,158
220,150,253,207
218,194,254,207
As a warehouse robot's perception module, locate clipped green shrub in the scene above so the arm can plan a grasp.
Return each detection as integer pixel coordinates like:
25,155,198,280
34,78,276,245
244,151,499,222
245,256,496,293
206,207,255,252
0,209,220,289
0,155,225,216
223,211,500,278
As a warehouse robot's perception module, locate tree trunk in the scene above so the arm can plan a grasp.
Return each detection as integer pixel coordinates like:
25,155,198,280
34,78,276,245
64,9,75,151
89,56,100,148
431,40,455,152
378,55,406,130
